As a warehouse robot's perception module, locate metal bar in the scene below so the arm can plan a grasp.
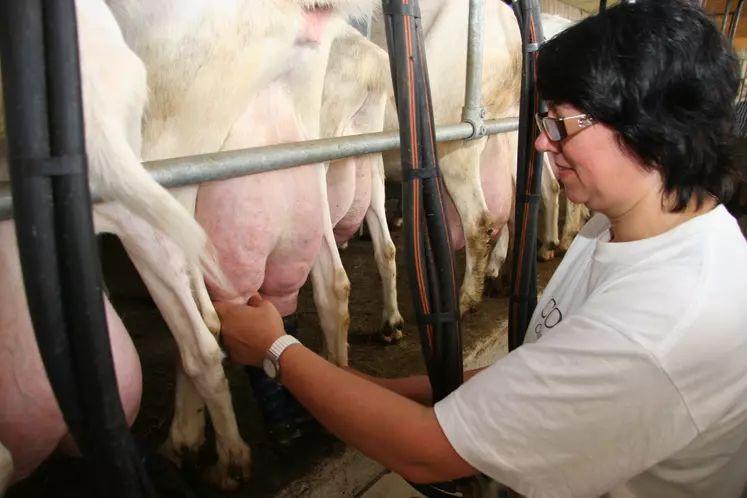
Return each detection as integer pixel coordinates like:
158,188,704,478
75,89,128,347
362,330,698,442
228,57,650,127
732,0,744,42
509,0,545,352
461,0,486,140
0,118,518,221
723,1,732,33
599,0,607,12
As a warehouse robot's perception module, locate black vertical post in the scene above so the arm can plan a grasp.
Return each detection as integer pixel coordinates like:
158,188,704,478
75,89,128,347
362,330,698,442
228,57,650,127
42,1,154,496
383,0,468,495
508,0,545,352
0,0,154,496
0,0,86,446
383,0,462,406
599,0,608,12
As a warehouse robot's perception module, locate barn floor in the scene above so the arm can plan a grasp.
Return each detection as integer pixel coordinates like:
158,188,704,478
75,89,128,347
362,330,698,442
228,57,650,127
6,207,562,498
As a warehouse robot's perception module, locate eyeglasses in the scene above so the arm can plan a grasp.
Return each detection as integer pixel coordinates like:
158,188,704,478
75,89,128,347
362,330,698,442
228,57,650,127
535,111,595,142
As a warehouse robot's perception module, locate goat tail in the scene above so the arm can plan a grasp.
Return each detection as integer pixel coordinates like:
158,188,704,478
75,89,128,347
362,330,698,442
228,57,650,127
87,130,233,294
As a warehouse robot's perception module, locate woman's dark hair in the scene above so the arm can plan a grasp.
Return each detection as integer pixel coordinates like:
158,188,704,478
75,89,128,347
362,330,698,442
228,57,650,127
537,0,741,211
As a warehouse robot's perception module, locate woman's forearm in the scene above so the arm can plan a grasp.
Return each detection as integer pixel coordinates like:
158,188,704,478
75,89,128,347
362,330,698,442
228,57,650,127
279,345,478,483
344,367,487,407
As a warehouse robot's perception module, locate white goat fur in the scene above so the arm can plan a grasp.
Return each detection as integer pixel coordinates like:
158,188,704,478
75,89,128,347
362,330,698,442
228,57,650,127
0,0,226,489
320,24,405,343
105,0,377,488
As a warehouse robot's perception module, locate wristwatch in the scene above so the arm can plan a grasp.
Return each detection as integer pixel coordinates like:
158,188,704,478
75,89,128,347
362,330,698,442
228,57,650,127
263,335,301,382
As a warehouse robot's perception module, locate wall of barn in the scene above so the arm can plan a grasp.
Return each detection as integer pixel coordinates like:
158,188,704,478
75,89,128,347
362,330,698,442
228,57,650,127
540,0,589,21
701,0,747,49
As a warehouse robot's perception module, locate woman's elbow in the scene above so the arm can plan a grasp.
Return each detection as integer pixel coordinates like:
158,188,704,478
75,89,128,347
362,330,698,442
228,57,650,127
397,463,452,484
398,467,437,485
394,452,479,484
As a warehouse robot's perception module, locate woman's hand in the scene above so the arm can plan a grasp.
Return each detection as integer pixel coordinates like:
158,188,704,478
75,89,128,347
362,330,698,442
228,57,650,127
213,295,286,367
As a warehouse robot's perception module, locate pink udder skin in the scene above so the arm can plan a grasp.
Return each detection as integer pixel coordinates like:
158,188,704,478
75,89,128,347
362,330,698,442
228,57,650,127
445,133,514,250
0,221,142,483
327,155,372,246
196,84,326,317
301,9,333,44
197,168,324,316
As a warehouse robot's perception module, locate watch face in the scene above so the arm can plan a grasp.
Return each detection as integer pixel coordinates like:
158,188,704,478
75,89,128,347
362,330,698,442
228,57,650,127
263,357,277,378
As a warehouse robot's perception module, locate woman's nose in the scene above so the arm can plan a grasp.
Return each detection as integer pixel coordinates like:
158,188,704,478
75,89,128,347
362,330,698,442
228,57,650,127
534,131,558,153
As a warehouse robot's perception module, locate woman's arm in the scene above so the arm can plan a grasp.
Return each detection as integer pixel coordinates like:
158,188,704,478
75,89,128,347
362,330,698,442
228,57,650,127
214,297,480,484
344,367,487,407
279,344,480,484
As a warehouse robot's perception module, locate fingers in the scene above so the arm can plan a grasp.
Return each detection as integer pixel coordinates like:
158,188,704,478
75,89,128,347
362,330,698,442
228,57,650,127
212,294,268,318
213,299,258,317
247,293,264,307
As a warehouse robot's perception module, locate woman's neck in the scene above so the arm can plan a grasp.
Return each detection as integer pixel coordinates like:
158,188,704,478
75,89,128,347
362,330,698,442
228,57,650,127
607,189,717,243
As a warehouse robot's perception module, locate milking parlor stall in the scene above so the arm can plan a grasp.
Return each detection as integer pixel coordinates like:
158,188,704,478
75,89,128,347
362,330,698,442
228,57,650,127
2,0,734,498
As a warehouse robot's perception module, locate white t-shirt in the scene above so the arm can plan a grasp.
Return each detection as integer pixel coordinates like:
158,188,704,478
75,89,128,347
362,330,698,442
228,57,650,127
434,205,747,498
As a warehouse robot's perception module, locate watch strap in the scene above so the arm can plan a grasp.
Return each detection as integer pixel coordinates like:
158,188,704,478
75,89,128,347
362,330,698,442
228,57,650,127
267,335,301,362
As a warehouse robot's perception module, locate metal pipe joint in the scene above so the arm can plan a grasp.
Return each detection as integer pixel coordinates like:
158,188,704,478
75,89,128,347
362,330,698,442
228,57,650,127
461,0,487,141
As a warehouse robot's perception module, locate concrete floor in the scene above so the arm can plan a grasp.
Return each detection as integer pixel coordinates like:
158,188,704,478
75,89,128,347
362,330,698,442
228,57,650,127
359,473,426,498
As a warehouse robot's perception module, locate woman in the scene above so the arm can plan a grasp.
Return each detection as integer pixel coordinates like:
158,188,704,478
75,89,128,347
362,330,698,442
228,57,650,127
215,1,747,496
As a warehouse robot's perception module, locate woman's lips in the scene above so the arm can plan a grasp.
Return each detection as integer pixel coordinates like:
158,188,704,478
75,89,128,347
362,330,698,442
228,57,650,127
556,166,574,180
552,158,574,180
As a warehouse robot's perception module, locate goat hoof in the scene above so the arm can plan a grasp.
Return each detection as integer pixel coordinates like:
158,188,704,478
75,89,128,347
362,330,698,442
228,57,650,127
159,425,206,469
459,293,481,316
537,247,555,262
380,317,404,344
207,440,251,491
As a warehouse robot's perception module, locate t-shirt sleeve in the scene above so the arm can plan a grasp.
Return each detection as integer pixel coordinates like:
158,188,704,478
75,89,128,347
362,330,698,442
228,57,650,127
433,312,699,497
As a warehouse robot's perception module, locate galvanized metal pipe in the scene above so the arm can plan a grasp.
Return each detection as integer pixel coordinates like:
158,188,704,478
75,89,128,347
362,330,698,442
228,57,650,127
461,0,486,140
723,0,732,33
0,117,518,221
732,0,744,42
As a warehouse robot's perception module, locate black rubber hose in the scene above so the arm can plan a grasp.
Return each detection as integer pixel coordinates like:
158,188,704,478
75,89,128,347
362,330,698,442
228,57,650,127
0,1,154,496
508,0,546,352
384,2,438,381
42,1,156,496
409,12,444,393
0,0,88,457
383,0,463,404
383,1,468,496
414,17,463,400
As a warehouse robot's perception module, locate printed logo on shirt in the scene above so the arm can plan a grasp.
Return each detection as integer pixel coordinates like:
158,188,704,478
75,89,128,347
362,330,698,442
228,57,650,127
534,297,563,339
